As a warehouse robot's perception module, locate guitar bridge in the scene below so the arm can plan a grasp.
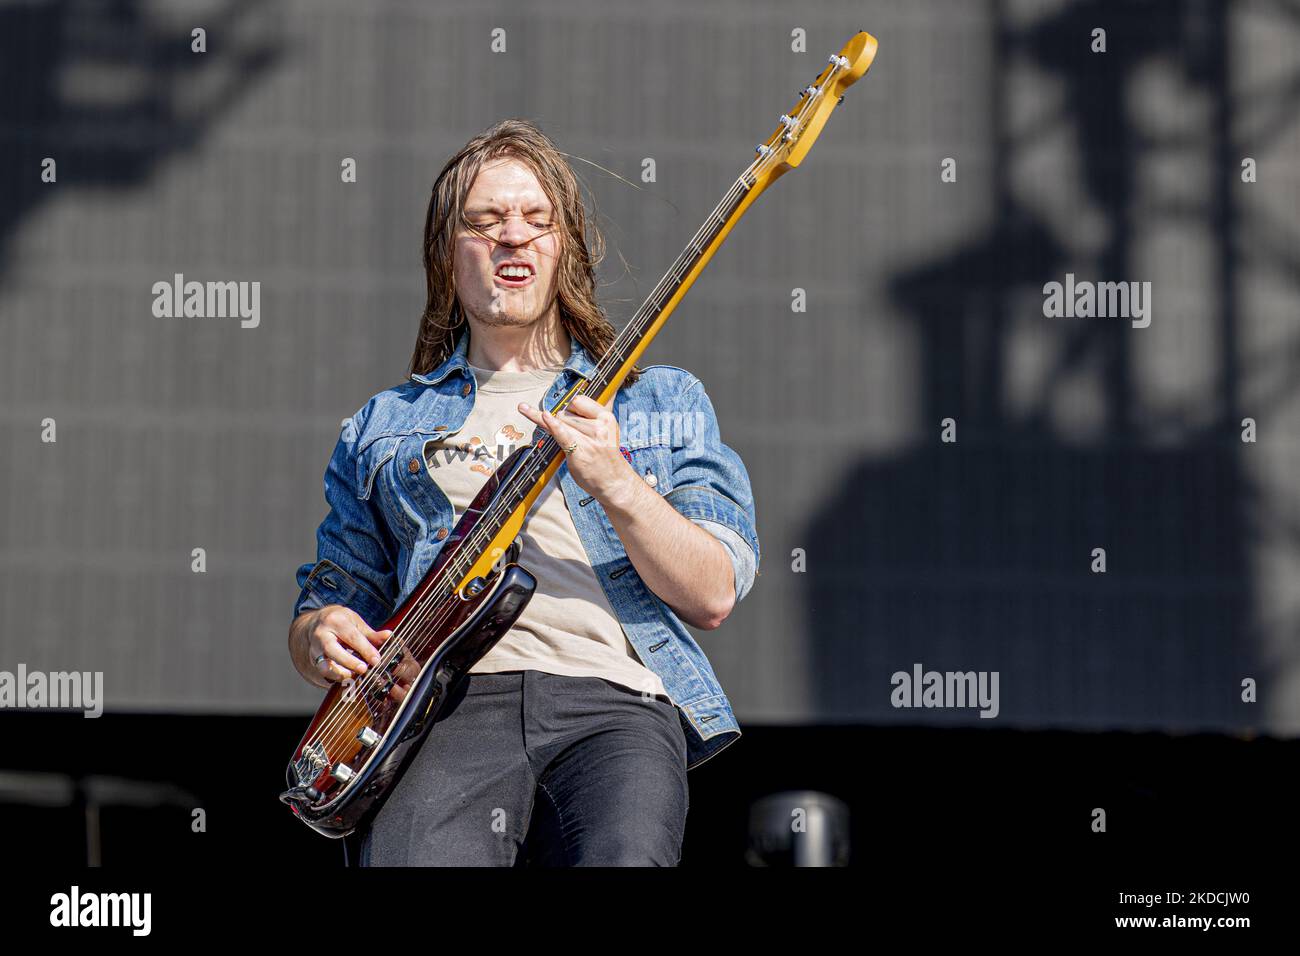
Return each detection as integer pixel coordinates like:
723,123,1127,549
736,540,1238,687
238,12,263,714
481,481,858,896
291,741,329,787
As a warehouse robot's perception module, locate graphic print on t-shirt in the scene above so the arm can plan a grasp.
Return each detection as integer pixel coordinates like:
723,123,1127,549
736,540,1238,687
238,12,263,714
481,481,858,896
430,422,528,478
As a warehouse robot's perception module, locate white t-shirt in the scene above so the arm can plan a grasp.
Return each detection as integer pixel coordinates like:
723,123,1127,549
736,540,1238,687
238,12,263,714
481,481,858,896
422,362,669,700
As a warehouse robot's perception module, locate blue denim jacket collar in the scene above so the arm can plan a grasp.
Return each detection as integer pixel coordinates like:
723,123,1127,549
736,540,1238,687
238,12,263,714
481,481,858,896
409,324,598,387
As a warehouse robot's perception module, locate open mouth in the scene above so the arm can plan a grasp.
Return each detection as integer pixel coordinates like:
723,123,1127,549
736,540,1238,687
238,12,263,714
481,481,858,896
494,264,535,288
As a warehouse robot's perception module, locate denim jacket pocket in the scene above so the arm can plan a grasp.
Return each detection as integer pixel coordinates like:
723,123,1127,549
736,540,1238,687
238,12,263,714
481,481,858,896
626,439,674,495
354,435,403,502
299,556,395,629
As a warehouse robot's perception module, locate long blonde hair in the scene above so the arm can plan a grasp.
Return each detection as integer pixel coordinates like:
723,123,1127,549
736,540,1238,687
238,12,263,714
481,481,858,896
410,118,640,386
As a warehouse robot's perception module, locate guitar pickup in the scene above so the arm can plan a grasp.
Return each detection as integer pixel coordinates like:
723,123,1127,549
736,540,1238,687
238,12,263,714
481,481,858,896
369,649,408,700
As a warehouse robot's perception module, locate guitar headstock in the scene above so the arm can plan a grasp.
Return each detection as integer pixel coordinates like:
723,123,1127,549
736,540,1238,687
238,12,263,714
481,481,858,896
747,30,878,189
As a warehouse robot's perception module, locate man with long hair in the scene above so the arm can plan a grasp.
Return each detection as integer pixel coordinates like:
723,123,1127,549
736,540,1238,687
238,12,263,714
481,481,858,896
287,119,759,866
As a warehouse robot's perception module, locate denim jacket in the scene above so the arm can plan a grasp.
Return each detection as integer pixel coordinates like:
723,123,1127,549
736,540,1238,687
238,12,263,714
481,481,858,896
293,326,760,770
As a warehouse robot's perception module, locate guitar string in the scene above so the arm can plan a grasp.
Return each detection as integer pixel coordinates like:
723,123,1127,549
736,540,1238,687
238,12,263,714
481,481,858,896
303,67,838,764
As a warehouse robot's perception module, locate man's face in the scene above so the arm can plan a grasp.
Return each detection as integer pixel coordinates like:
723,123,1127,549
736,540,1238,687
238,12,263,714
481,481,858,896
453,158,562,330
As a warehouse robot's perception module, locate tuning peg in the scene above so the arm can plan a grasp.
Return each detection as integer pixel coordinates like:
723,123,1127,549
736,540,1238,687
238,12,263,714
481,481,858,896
755,144,773,157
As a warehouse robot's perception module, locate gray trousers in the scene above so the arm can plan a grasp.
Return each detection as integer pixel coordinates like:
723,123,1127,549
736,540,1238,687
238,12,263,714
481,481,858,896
356,670,689,866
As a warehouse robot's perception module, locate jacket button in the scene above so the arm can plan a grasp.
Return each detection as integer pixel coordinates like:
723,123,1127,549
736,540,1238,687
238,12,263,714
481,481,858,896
644,471,658,487
435,527,449,541
408,458,421,474
462,383,472,396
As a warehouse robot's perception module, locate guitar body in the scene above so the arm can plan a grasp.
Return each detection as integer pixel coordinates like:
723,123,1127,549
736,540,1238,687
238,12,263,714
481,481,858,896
280,446,539,839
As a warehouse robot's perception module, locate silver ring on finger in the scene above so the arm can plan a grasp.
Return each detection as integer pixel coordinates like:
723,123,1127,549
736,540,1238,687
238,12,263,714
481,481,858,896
563,441,578,455
313,653,328,667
